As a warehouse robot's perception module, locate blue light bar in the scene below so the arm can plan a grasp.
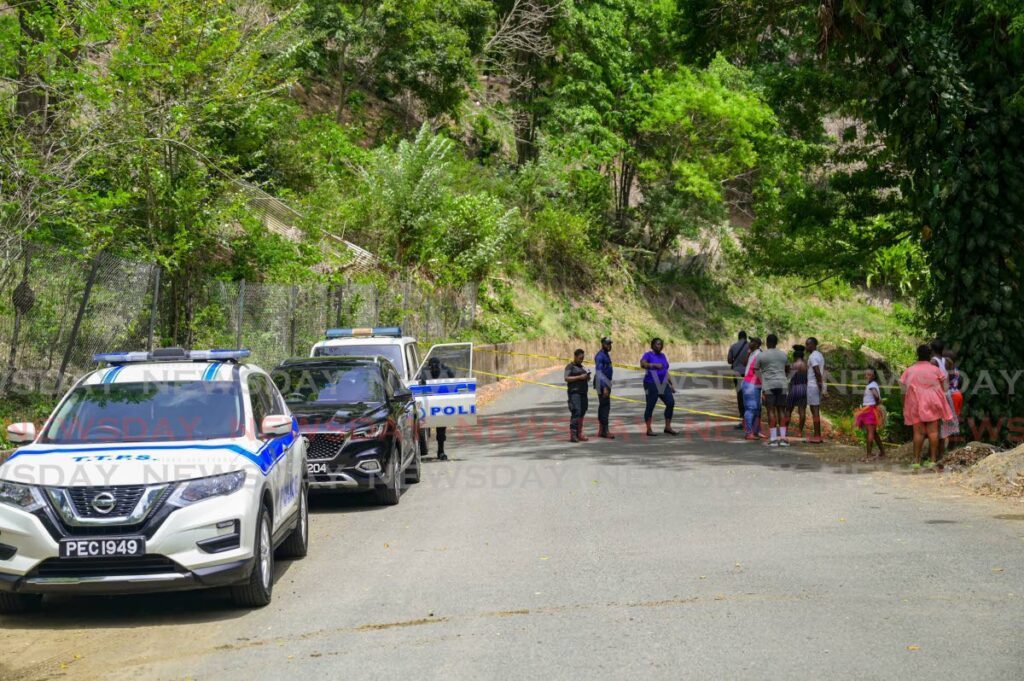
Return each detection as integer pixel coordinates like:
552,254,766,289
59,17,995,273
325,326,402,339
92,352,150,364
92,349,251,364
190,349,251,361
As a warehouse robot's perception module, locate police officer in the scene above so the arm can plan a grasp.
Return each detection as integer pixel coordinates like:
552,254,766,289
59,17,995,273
419,356,455,460
564,349,591,442
594,337,614,438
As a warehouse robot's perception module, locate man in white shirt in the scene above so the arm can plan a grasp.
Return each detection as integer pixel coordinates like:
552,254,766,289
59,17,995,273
805,337,826,443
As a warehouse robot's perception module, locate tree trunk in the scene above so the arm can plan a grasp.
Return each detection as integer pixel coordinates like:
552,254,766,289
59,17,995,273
335,41,351,124
16,3,48,126
1,250,33,396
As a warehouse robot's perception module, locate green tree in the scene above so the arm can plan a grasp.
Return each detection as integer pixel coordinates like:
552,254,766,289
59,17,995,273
303,0,493,125
634,58,801,271
705,0,1024,436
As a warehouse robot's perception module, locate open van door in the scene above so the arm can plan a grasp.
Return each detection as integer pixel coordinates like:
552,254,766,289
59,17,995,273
409,343,476,428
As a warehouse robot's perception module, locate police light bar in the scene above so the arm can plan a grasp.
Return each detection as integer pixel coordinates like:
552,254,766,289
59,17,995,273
189,349,252,361
325,327,403,339
92,349,251,364
92,352,150,364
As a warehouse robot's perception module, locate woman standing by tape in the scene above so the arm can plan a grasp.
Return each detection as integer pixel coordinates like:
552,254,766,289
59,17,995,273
640,338,678,436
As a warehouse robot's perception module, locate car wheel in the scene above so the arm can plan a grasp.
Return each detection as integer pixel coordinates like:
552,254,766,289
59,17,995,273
374,447,402,506
0,592,42,614
418,425,429,459
230,504,274,608
406,442,421,485
276,485,309,559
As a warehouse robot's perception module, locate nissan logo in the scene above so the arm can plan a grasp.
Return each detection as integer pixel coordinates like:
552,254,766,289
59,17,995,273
91,492,117,515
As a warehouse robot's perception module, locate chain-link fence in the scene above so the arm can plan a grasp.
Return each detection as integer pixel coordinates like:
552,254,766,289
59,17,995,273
0,248,476,398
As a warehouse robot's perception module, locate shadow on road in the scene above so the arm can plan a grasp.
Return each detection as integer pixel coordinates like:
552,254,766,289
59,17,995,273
0,559,297,630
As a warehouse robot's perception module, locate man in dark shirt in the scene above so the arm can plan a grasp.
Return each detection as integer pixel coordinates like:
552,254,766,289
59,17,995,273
594,337,614,438
564,348,591,442
727,331,750,428
418,357,455,460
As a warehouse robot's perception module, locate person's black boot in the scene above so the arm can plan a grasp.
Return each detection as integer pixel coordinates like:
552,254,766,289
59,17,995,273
437,447,448,461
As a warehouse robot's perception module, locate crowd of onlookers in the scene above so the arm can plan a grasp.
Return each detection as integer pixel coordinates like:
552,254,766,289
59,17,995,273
727,332,826,448
727,332,964,464
565,332,964,464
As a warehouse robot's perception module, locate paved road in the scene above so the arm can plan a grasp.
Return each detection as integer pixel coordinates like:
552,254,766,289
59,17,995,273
2,363,1023,680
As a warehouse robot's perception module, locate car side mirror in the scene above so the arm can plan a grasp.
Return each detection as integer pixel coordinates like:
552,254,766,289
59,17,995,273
6,422,36,445
261,415,293,438
392,388,413,402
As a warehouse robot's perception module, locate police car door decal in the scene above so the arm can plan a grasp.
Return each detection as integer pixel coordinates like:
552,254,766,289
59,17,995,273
411,343,477,428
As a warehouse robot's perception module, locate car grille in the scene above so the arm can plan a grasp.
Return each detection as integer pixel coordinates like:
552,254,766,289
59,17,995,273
31,556,184,579
306,434,347,461
67,486,146,518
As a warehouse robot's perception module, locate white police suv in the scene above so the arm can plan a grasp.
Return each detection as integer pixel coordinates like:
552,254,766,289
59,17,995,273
0,348,308,613
310,327,477,457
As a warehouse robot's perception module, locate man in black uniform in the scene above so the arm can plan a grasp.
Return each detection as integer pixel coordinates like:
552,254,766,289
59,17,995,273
594,337,614,438
564,349,591,442
419,356,455,460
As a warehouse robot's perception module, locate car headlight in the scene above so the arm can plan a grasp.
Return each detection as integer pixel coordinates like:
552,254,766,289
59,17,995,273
0,480,45,512
351,423,386,440
168,471,247,507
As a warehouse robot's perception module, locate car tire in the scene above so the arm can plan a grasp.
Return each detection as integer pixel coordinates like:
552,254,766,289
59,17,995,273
230,504,274,608
374,447,402,506
0,592,42,614
276,485,309,559
406,443,421,485
418,425,429,459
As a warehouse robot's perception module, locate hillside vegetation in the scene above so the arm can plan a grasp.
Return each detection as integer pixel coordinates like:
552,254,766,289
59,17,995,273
2,1,1022,429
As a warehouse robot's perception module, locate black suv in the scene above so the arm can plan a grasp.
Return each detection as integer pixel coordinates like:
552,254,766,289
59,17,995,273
271,357,419,505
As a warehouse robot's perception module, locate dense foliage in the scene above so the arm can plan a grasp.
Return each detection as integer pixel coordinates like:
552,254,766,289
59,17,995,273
2,0,1022,433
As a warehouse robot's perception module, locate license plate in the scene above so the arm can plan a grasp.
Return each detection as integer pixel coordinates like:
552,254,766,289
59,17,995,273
307,462,329,475
59,537,146,559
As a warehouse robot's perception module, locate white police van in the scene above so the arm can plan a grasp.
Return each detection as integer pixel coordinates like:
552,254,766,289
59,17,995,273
310,327,476,456
0,348,307,613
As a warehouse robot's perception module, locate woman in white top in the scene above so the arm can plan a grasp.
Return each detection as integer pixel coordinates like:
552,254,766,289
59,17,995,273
854,367,885,459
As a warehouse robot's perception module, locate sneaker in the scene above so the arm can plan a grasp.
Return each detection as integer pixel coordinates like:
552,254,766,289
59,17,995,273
598,432,616,439
766,440,779,448
779,439,790,447
437,452,449,461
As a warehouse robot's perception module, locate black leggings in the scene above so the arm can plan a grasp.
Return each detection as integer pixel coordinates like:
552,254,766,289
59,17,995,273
644,383,675,422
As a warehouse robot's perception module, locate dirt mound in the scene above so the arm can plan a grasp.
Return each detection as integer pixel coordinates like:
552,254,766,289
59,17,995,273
944,441,998,470
962,444,1024,497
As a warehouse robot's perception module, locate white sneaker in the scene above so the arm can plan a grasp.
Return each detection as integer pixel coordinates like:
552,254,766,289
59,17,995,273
767,440,779,447
779,439,790,447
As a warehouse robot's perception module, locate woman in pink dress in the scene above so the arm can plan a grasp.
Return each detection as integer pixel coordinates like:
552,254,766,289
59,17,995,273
900,344,953,465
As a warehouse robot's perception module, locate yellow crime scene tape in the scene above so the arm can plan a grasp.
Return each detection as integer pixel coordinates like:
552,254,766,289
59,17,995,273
474,346,888,390
471,350,906,447
472,365,906,448
471,367,742,422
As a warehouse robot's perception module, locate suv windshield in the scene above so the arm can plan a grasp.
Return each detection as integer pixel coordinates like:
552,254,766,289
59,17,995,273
42,381,245,444
313,344,404,374
273,364,387,406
